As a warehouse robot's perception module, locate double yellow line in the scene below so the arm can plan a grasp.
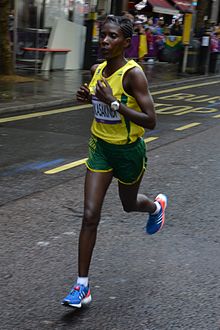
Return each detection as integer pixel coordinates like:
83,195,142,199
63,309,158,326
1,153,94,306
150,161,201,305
0,104,90,124
1,80,220,124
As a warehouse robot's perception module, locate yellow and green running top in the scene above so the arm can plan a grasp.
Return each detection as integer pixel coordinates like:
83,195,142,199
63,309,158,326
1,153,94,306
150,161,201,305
89,59,145,145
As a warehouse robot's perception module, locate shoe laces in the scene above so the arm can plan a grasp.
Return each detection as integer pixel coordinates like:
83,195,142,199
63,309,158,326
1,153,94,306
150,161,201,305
70,285,82,295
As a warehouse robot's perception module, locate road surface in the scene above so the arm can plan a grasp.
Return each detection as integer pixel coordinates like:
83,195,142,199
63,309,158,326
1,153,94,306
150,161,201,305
0,77,220,329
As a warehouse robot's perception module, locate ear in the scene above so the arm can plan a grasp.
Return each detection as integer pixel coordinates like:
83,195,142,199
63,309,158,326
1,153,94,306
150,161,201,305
124,37,131,49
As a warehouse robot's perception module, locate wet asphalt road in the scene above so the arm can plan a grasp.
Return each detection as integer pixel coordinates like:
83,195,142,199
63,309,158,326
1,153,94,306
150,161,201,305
0,78,220,329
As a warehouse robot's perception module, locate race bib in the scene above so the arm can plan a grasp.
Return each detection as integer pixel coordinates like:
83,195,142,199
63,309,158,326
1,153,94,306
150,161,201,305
92,96,121,124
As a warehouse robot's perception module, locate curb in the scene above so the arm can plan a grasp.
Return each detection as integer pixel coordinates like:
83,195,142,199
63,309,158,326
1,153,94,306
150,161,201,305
0,73,220,117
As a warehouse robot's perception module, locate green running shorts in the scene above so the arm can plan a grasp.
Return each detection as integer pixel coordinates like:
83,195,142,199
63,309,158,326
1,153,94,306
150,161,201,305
86,135,147,185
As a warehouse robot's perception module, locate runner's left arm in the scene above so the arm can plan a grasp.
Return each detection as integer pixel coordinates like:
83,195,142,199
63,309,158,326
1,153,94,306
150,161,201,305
94,68,156,129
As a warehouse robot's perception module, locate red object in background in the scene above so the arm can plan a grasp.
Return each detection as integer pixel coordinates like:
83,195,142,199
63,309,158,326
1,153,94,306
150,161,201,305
128,2,135,9
148,0,176,10
171,0,193,12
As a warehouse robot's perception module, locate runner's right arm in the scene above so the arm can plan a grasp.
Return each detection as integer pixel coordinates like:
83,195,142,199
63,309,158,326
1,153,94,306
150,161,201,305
76,64,98,103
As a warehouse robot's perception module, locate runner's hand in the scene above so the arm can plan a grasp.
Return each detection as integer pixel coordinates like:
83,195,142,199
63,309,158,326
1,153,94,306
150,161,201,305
76,83,91,103
95,78,116,105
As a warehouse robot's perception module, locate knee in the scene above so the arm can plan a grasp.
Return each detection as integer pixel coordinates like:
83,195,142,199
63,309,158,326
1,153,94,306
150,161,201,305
82,207,100,230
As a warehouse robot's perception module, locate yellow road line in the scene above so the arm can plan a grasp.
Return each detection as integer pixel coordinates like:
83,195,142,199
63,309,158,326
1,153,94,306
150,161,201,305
0,104,92,123
151,80,220,96
44,137,159,175
1,80,220,124
175,122,201,131
144,136,159,143
44,158,88,174
213,114,220,118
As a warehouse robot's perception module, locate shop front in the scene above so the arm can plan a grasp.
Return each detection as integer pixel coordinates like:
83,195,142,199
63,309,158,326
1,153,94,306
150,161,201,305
10,0,113,71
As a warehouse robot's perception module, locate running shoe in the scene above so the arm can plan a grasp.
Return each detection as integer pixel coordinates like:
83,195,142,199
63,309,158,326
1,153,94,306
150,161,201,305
146,193,167,235
61,284,92,308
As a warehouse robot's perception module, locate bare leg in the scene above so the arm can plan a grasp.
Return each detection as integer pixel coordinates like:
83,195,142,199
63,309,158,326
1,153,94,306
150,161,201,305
78,169,113,277
118,175,156,213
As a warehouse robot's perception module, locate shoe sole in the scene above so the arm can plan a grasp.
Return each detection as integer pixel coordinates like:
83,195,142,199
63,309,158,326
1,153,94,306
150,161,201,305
62,294,92,308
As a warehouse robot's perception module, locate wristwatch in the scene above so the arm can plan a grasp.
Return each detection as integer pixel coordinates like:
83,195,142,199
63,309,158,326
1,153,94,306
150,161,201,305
110,100,120,111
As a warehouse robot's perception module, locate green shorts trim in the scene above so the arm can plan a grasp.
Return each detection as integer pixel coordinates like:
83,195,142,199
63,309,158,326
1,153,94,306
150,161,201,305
85,135,147,185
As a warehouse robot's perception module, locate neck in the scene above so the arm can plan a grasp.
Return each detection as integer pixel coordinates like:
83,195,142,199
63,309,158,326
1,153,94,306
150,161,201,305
104,56,127,77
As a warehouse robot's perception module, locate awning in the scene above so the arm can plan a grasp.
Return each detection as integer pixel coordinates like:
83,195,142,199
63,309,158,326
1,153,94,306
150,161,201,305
171,0,193,12
147,0,180,16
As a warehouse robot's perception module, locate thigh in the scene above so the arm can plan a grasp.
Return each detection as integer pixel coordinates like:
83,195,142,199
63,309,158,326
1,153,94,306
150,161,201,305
86,135,113,172
113,138,147,185
84,168,113,216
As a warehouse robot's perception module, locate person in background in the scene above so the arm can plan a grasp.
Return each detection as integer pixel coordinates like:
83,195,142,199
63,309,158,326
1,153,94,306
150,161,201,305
154,17,165,35
8,9,14,44
145,26,154,56
134,19,148,61
121,10,135,23
210,30,220,53
170,19,183,36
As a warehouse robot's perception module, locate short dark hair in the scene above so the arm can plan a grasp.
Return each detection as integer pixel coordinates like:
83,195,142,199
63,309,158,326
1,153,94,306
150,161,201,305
103,15,133,38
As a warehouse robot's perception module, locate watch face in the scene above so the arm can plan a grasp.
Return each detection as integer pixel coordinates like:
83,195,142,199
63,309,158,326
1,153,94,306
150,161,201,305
111,101,119,111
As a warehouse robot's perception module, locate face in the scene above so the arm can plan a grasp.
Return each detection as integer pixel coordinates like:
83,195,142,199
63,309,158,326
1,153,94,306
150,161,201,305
99,22,130,60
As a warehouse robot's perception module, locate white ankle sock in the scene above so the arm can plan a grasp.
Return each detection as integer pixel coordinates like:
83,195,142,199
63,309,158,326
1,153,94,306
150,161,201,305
151,201,161,215
77,276,89,287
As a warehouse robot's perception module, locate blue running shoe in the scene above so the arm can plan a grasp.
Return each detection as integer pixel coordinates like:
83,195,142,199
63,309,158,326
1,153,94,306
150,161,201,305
146,193,167,235
61,284,92,308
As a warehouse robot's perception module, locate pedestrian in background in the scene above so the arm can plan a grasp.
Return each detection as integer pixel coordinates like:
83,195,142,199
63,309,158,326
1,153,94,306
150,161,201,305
170,19,183,36
61,15,168,309
8,9,14,44
134,19,148,61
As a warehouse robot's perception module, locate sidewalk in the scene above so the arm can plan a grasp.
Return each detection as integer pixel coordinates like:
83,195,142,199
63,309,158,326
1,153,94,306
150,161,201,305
0,61,219,116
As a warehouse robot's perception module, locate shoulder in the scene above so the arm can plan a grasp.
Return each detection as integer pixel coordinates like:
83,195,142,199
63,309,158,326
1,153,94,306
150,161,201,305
124,60,144,76
90,61,107,77
90,64,99,77
123,63,149,96
125,64,147,85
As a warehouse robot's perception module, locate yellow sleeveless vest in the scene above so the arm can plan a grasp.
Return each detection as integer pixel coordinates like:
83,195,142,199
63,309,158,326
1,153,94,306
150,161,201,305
89,60,145,144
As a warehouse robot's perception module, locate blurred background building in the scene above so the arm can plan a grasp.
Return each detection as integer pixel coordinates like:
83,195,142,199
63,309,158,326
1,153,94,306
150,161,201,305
8,0,220,72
